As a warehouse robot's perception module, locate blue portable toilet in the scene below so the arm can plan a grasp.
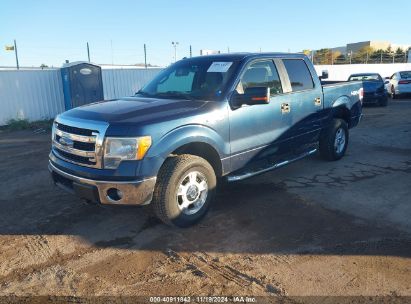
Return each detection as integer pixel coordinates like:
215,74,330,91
60,61,104,110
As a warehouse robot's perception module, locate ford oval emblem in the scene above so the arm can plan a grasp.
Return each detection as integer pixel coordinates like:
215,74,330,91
59,136,74,147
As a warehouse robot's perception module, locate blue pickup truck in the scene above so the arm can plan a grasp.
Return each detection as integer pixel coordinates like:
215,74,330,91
49,53,363,227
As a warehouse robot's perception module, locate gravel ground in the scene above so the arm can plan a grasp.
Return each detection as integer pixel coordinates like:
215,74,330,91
0,98,410,302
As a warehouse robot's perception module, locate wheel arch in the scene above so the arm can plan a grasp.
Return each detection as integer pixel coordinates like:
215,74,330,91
142,125,228,178
171,142,223,177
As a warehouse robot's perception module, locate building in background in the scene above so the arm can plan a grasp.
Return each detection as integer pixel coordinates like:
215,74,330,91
346,41,391,53
330,46,347,55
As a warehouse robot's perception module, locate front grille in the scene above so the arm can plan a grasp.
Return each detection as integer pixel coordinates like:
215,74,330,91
52,121,102,168
56,134,95,151
56,123,94,136
73,141,95,151
55,148,96,166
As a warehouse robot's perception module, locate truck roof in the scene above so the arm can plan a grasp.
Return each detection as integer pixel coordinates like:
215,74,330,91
185,52,307,62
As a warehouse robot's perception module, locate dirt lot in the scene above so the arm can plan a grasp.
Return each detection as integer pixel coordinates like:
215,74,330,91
1,98,411,302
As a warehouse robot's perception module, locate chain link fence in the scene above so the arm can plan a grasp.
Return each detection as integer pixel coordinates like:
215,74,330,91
312,52,409,65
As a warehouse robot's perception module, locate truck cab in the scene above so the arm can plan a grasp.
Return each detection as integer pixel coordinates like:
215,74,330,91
49,53,363,227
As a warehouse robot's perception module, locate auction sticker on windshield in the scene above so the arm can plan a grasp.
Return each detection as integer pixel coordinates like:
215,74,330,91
207,62,233,73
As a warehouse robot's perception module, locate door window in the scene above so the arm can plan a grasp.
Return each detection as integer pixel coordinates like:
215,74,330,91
282,59,314,92
237,60,283,96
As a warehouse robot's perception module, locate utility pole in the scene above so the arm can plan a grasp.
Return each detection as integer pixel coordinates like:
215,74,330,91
380,52,383,64
171,41,179,62
349,50,352,64
14,39,19,70
227,47,230,53
189,45,192,58
87,42,91,62
110,40,114,65
144,44,147,69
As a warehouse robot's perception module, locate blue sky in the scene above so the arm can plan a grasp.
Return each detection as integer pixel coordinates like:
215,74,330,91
1,0,410,67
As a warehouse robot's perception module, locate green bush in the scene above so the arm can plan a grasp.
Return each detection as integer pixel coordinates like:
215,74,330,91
2,118,53,132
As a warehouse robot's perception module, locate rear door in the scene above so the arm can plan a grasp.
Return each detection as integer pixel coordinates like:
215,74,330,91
275,58,325,154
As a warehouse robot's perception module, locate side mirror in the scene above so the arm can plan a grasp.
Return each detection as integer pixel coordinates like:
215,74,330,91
384,80,389,84
320,70,329,80
385,77,390,80
231,87,270,107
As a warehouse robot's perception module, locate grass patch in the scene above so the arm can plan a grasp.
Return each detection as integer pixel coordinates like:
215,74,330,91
1,118,54,132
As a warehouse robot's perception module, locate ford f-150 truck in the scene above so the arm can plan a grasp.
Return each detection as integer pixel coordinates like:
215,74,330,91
49,53,363,227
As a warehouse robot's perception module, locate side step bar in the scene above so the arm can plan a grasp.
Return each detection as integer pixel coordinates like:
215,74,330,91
226,149,317,182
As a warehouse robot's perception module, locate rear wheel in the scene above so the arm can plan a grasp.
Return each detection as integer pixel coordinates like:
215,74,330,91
151,154,216,227
319,118,349,161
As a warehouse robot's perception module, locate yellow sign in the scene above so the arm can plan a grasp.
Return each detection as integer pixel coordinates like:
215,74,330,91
5,45,15,51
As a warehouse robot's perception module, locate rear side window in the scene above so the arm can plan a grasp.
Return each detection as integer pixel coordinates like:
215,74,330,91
282,59,314,92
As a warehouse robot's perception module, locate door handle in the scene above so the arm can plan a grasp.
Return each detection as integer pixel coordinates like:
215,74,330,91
281,103,290,114
314,97,322,106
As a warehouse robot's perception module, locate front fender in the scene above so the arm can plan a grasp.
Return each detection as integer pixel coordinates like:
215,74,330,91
138,124,229,178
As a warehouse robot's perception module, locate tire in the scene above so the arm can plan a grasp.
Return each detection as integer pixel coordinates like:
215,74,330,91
151,154,216,227
319,118,349,161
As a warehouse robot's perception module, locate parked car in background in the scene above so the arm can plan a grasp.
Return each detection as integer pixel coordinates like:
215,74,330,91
385,71,411,99
348,73,388,106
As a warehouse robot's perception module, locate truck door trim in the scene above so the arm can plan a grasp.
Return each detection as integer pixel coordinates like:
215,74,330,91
273,59,292,93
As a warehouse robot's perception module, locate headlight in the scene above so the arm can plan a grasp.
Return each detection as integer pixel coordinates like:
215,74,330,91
103,136,152,169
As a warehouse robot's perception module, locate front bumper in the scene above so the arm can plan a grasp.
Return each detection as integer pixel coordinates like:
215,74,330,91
49,161,156,205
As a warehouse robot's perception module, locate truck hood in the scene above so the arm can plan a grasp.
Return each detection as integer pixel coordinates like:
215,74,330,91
61,97,209,125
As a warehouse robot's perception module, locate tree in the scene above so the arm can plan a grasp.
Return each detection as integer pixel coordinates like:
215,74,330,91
40,64,48,69
353,46,374,64
314,49,332,65
334,54,346,64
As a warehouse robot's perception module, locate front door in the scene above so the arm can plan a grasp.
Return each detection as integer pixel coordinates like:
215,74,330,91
228,59,289,172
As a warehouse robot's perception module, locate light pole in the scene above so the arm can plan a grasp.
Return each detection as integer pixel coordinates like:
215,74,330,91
87,42,90,62
172,41,179,62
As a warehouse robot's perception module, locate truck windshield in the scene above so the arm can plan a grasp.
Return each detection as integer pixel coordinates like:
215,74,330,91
348,74,381,82
136,58,239,101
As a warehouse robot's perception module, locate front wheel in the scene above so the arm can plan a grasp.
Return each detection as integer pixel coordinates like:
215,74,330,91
151,154,216,227
319,118,349,161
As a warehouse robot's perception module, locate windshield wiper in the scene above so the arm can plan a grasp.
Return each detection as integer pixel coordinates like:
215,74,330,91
135,90,155,97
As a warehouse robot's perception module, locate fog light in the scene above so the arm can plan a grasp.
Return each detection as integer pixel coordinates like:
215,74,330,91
106,188,123,202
